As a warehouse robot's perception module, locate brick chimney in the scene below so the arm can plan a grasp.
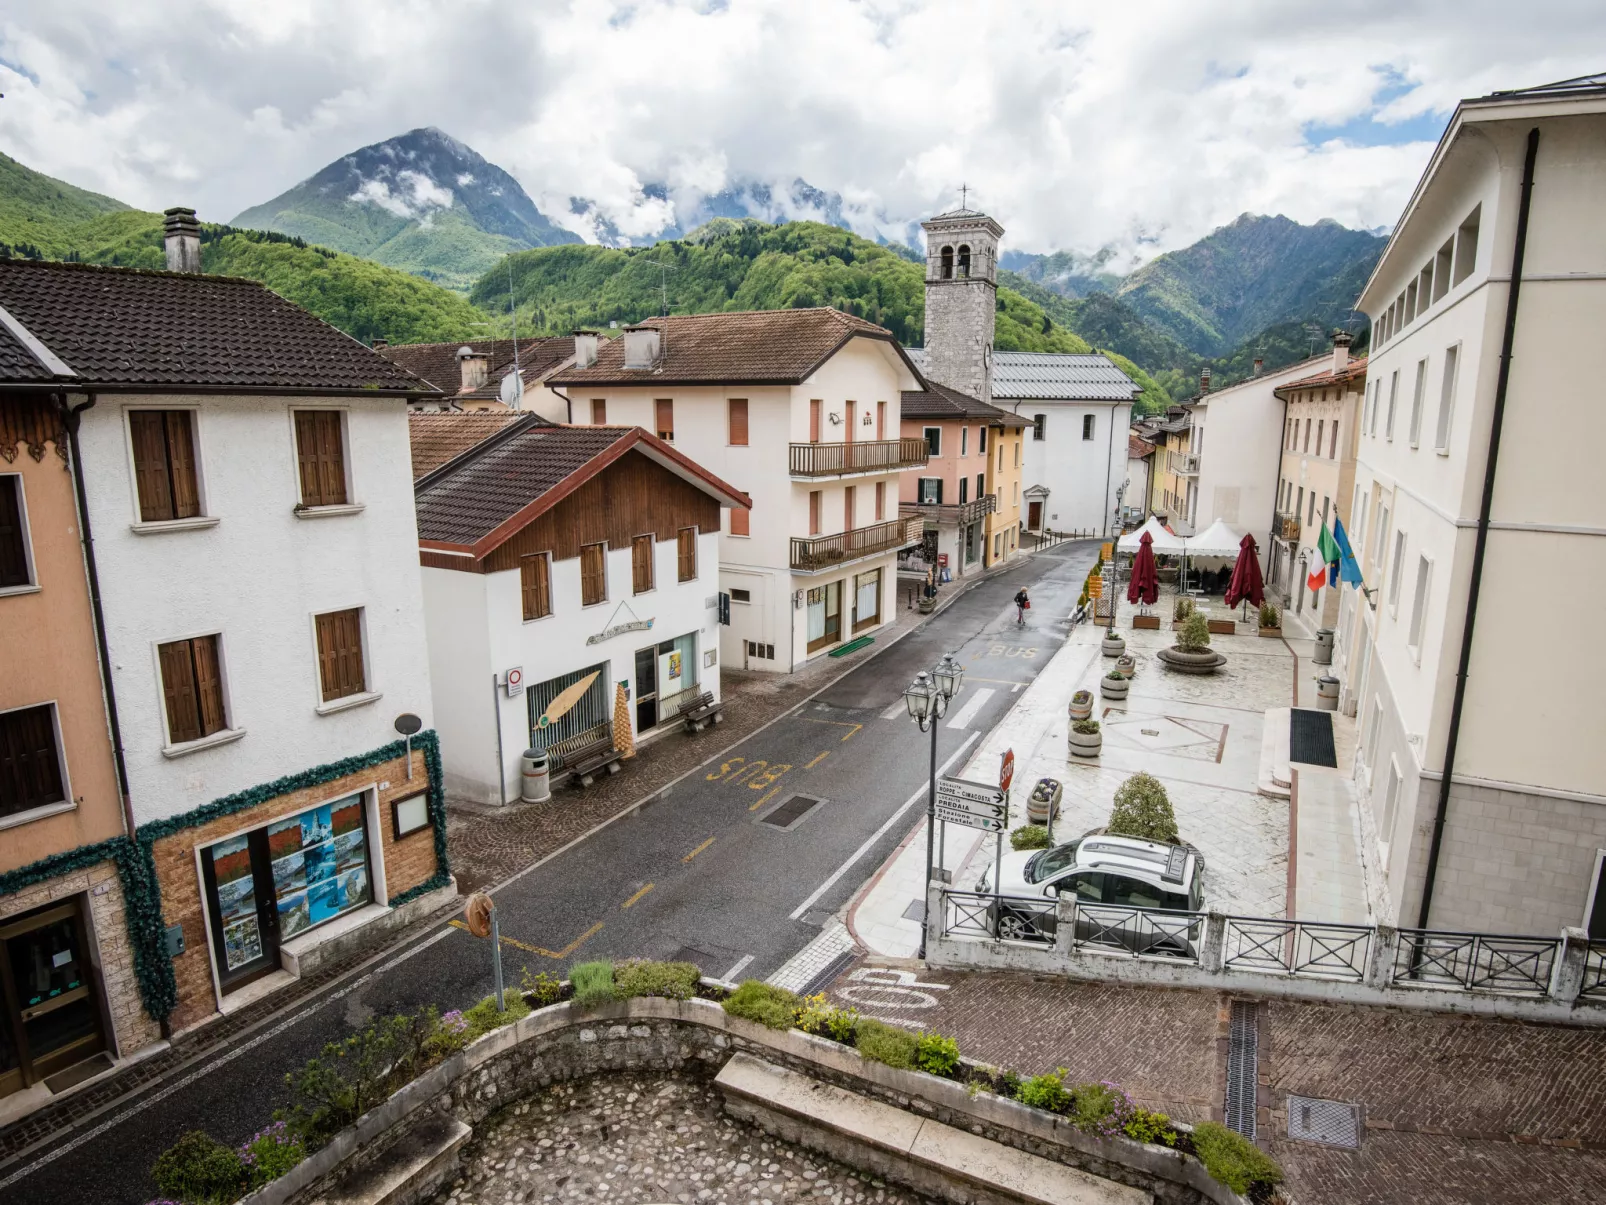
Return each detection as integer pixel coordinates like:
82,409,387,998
1332,330,1352,374
372,338,388,349
1199,368,1211,395
1252,355,1264,376
456,346,490,393
622,325,662,369
572,329,600,369
163,207,202,273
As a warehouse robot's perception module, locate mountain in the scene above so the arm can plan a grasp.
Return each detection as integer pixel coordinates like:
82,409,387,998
232,128,581,291
999,248,1125,300
569,176,862,247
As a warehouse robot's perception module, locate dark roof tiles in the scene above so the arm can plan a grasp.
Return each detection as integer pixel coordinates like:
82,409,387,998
382,335,575,401
900,379,1025,424
408,411,530,480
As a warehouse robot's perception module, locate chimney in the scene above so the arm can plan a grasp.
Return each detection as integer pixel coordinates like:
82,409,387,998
572,329,600,370
1331,330,1353,374
1252,355,1264,377
456,346,490,393
372,338,388,350
163,207,202,273
1199,367,1211,395
622,325,661,370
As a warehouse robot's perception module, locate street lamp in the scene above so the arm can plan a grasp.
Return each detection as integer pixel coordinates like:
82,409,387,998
905,654,965,959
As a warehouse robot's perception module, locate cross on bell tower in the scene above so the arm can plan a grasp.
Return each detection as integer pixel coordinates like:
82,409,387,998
920,198,1004,404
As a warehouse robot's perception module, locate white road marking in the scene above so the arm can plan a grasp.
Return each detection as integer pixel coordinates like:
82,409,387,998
880,699,908,720
787,731,981,921
721,954,755,981
945,687,995,729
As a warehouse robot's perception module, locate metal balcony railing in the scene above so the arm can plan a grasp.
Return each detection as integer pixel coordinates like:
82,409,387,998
1275,511,1302,541
1222,916,1373,981
900,493,997,526
1172,453,1200,476
790,516,922,573
789,437,929,477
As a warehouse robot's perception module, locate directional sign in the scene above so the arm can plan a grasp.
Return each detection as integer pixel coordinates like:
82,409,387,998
936,793,1007,822
935,802,1006,832
938,776,1006,807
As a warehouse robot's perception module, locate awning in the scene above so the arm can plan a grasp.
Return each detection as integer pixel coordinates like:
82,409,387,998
1182,518,1247,558
1118,515,1184,554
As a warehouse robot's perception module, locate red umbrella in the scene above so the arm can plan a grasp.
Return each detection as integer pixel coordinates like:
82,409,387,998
1127,531,1159,606
1224,533,1265,609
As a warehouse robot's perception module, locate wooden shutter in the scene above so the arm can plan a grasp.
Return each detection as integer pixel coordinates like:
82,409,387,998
730,506,750,536
521,555,550,620
654,399,674,442
316,609,365,701
164,411,201,519
809,399,822,443
844,401,854,443
677,528,696,581
632,535,654,594
295,411,348,507
0,476,28,588
130,411,175,522
809,491,821,536
728,398,748,446
580,544,606,606
0,704,65,816
877,401,886,441
192,635,227,737
158,639,203,744
591,399,606,424
843,486,855,531
875,481,885,521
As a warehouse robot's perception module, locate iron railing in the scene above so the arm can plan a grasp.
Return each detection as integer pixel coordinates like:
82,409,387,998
789,438,929,477
1582,943,1606,1001
1222,916,1372,982
1073,903,1205,962
791,517,922,573
943,890,1056,945
1393,928,1560,996
900,494,997,526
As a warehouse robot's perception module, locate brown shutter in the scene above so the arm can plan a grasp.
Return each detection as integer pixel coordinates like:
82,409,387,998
591,398,606,424
521,554,550,620
843,486,855,531
164,410,201,519
296,412,348,507
654,399,673,441
809,399,821,443
728,398,748,446
130,411,175,522
316,609,365,701
844,401,854,443
193,635,227,736
677,528,696,581
581,544,606,606
730,506,750,536
875,481,885,521
0,704,65,815
809,491,821,535
632,535,653,594
0,476,28,588
877,400,886,441
159,639,203,744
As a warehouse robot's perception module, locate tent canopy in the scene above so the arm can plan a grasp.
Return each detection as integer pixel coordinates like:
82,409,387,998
1118,515,1184,554
1183,518,1247,558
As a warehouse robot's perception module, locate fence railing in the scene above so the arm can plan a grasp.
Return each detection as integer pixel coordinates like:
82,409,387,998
1222,916,1372,982
791,517,923,573
1075,903,1206,962
899,493,997,526
789,438,929,477
1393,928,1560,996
1583,944,1606,1001
943,890,1055,945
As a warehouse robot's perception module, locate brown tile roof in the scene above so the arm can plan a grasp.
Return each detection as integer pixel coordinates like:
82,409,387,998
1128,434,1155,458
548,308,917,387
1274,355,1370,398
415,425,750,556
900,379,1026,425
0,258,433,393
381,335,575,401
409,411,534,480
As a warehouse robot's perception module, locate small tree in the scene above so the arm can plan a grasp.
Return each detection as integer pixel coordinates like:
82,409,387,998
1179,612,1211,652
1173,596,1194,621
1107,772,1179,843
1258,601,1281,628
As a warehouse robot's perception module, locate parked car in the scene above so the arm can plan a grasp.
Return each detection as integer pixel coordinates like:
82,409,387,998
976,834,1205,956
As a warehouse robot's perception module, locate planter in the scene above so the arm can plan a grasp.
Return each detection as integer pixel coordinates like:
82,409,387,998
1068,693,1094,722
1100,675,1129,700
918,596,937,614
1115,654,1137,677
1206,619,1236,636
1067,728,1103,759
1101,633,1126,658
1132,615,1161,630
1156,646,1227,675
1027,777,1063,823
1257,626,1283,640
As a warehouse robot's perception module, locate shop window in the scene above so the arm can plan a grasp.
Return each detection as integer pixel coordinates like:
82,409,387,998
632,535,654,594
0,899,105,1092
0,703,66,819
158,634,228,744
521,553,551,620
293,410,348,508
315,609,367,702
130,409,202,522
580,542,607,605
528,661,610,751
853,568,881,633
0,475,33,588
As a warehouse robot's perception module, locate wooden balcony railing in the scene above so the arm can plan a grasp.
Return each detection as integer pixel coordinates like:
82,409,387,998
791,517,924,573
900,493,997,526
789,437,929,477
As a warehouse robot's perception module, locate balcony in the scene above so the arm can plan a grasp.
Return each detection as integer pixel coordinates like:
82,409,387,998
1275,511,1302,541
1172,453,1200,476
789,437,929,478
791,517,924,573
900,493,997,527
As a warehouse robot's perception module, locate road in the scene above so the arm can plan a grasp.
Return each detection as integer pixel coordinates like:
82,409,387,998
0,539,1097,1205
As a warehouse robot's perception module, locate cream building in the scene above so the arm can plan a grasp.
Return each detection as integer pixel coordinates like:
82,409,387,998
1337,73,1606,938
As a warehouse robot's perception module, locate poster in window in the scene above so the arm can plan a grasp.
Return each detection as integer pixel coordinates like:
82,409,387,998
300,804,334,848
268,814,304,860
336,866,370,911
211,836,256,922
303,841,336,889
272,794,369,934
222,917,263,970
334,829,365,871
277,891,311,938
271,850,307,896
331,797,364,836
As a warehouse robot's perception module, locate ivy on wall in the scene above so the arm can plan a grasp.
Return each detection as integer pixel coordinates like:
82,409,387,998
0,731,450,1025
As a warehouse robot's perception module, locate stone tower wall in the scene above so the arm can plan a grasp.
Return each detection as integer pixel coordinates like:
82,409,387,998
921,214,1003,405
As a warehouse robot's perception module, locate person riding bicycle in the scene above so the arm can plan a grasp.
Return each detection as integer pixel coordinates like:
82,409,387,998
1014,587,1030,625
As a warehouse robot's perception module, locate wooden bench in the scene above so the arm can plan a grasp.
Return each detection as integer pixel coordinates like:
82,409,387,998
676,690,724,733
565,735,622,786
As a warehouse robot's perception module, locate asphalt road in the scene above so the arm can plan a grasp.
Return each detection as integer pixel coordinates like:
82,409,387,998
0,539,1097,1205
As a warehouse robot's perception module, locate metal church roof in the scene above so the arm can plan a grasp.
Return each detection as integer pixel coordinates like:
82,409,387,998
989,351,1138,401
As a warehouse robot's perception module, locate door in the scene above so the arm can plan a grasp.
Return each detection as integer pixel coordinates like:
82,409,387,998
806,581,842,653
1028,500,1042,530
809,399,822,443
634,646,658,732
0,900,108,1096
201,830,281,993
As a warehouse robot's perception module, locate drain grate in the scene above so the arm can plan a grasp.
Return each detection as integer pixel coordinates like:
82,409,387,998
1224,1000,1259,1138
760,794,823,831
1287,1096,1361,1148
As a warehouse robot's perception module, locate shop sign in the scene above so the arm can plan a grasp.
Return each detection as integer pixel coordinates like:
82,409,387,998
587,602,655,645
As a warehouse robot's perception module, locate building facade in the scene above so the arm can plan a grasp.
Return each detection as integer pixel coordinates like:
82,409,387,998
1136,405,1195,532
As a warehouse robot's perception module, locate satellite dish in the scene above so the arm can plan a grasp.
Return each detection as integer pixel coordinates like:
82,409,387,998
499,370,525,408
394,713,423,737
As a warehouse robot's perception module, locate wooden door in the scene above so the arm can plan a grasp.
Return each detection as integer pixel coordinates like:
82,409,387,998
1027,500,1042,530
809,399,822,443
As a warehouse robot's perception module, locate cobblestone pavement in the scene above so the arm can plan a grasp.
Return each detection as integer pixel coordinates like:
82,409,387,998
433,1072,935,1205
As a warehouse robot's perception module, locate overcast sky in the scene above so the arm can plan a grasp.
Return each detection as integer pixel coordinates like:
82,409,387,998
2,1,1601,262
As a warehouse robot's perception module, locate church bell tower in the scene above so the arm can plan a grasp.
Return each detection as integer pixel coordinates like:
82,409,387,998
920,202,1004,404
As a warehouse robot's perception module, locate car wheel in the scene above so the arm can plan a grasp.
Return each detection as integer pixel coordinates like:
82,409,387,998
996,911,1030,941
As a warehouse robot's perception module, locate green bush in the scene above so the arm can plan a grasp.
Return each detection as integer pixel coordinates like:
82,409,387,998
613,959,700,1001
1069,1080,1134,1137
722,980,801,1030
915,1032,962,1079
999,1069,1023,1100
1179,612,1211,652
1258,601,1281,629
1123,1106,1179,1147
277,1009,441,1149
461,990,531,1039
1104,669,1127,681
1016,1068,1072,1113
1072,719,1100,735
797,993,859,1043
1192,1122,1284,1195
240,1121,305,1186
520,967,564,1008
1107,772,1179,843
151,1130,247,1205
855,1018,918,1070
1010,825,1051,851
569,960,617,1006
1173,596,1194,621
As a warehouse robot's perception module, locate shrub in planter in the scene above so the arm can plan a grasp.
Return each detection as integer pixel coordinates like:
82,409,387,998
723,980,801,1030
461,990,531,1039
569,960,617,1006
1010,824,1051,851
1016,1068,1073,1113
278,1008,443,1149
915,1031,962,1079
151,1130,247,1205
797,992,859,1043
1192,1122,1284,1196
613,959,700,1001
855,1018,918,1070
239,1121,305,1188
1107,772,1179,843
520,967,564,1008
1178,612,1211,652
1072,719,1101,736
1123,1106,1180,1147
1173,596,1194,621
1258,601,1281,629
1070,1080,1135,1138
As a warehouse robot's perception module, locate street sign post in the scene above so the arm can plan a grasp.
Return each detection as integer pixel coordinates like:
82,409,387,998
937,775,1005,806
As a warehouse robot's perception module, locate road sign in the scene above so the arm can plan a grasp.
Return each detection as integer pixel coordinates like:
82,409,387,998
936,792,1007,821
935,802,1005,832
938,775,1006,806
999,748,1015,792
1088,577,1103,598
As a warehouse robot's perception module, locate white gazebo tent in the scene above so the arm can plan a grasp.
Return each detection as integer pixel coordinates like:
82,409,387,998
1182,519,1246,558
1117,516,1184,554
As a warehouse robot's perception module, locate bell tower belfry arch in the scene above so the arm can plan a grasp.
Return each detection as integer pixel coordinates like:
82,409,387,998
920,203,1004,404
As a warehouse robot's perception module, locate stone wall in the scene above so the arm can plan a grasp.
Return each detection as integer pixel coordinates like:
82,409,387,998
922,279,996,405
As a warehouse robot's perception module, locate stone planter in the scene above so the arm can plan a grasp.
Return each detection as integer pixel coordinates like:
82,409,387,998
1206,619,1236,636
1156,646,1227,674
918,596,937,614
1068,692,1094,722
1100,674,1130,700
1132,615,1161,630
1101,633,1126,658
1115,654,1137,677
1257,626,1282,640
1067,726,1103,758
1027,777,1063,824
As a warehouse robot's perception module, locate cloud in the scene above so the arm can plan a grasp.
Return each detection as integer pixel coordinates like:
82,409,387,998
349,169,455,218
0,0,1601,262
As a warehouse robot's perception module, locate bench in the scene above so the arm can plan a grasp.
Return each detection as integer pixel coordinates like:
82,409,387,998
565,735,622,786
676,690,724,733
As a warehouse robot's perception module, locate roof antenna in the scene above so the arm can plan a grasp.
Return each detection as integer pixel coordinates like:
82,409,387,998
642,258,677,317
498,258,524,410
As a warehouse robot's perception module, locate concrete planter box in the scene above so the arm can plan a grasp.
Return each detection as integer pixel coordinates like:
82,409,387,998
1132,615,1161,630
1100,675,1130,700
1157,647,1226,675
1068,693,1094,722
1101,634,1126,658
1068,728,1103,758
1206,619,1236,636
1115,654,1137,677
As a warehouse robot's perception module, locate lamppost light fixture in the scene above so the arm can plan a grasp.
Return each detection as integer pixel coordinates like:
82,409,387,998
933,653,963,701
904,671,935,724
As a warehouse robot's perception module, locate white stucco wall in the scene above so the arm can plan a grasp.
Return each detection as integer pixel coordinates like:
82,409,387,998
78,393,433,826
1010,400,1132,536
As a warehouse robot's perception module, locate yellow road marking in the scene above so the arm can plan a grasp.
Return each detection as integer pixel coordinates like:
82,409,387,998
800,717,862,741
621,883,654,909
804,750,830,770
683,837,716,862
449,918,603,960
749,785,782,812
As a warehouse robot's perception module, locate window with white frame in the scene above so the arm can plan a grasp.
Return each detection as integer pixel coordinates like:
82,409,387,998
1364,697,1382,774
1434,345,1459,452
1381,760,1401,849
923,427,942,457
1385,370,1399,440
0,474,35,590
1409,359,1427,447
0,701,68,819
1408,555,1432,656
1388,530,1407,611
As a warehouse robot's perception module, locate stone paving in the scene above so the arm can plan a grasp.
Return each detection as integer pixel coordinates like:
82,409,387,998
433,1072,936,1205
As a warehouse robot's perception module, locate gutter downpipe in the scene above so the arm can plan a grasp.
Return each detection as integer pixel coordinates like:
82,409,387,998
1416,126,1540,931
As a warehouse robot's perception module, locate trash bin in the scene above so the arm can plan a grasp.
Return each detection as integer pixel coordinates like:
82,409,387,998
520,748,552,803
1316,676,1339,711
1314,627,1335,665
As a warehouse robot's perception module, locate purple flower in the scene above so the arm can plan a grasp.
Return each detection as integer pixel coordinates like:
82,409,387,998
441,1010,468,1033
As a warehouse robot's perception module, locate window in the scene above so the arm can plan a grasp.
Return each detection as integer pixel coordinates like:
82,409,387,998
1295,487,1304,527
976,473,985,500
958,477,968,505
940,245,953,279
877,400,886,440
0,703,66,818
1329,419,1339,459
1408,555,1432,655
1012,481,1019,505
580,542,607,605
727,398,748,446
978,426,987,454
1303,418,1311,452
1433,238,1454,304
1316,420,1324,457
130,409,202,521
632,534,654,594
1013,441,1020,467
1369,381,1381,436
874,481,885,521
314,609,366,703
1404,279,1418,325
1307,491,1316,526
1032,414,1046,441
810,399,822,443
293,410,348,508
730,505,750,536
0,475,32,588
1453,205,1480,287
1082,414,1095,441
521,553,551,620
1388,531,1407,610
917,478,942,504
843,485,856,530
1385,370,1399,440
924,426,942,457
158,634,228,744
997,443,1004,472
590,398,606,424
1364,698,1382,772
960,427,967,457
1434,345,1459,452
654,399,674,442
730,588,752,603
957,244,971,277
1409,360,1427,446
1382,760,1400,847
677,528,696,582
809,490,822,534
1372,505,1390,577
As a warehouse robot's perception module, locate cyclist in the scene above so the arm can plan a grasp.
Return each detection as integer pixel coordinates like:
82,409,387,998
1014,586,1030,625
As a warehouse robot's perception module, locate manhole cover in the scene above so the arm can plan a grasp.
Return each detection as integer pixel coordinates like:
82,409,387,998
1287,1095,1361,1148
760,794,824,831
902,899,926,923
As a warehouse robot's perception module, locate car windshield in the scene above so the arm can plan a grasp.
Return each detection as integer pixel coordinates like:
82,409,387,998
1025,843,1078,884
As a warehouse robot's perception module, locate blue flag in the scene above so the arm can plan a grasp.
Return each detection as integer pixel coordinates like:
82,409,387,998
1333,518,1364,587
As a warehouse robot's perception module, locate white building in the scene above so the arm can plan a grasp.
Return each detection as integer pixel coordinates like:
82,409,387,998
410,416,747,802
1338,73,1606,937
548,311,927,673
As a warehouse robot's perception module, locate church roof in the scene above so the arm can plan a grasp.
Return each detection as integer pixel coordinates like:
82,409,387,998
989,351,1139,402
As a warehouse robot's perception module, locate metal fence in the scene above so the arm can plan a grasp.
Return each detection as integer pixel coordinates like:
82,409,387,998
1393,929,1561,996
942,891,1055,945
1222,916,1372,982
1074,903,1205,962
1583,943,1606,1001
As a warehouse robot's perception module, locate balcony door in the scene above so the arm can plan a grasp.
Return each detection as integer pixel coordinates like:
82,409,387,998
806,581,842,653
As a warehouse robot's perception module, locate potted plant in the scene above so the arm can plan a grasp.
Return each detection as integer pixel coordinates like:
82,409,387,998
1258,601,1282,638
1157,611,1227,674
1069,690,1094,722
1068,718,1102,759
1115,653,1137,677
1101,627,1126,657
1026,778,1062,825
1100,669,1130,700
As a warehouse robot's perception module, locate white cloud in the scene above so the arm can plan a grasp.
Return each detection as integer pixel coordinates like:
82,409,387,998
349,169,454,218
1,0,1601,261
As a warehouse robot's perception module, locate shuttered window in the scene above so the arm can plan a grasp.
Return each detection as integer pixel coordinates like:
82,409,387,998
730,506,750,536
294,410,349,507
0,703,66,817
0,476,30,588
809,491,822,535
521,554,551,620
809,399,822,443
875,481,885,521
728,398,748,446
158,635,228,745
877,401,886,441
590,398,607,424
314,609,366,702
580,543,607,606
677,527,697,582
632,535,654,594
654,399,674,442
129,410,201,522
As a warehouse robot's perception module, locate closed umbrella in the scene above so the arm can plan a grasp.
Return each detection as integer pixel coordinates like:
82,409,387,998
1127,531,1160,607
1224,533,1265,611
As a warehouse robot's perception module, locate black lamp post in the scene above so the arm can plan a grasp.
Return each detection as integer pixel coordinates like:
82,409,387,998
905,653,965,959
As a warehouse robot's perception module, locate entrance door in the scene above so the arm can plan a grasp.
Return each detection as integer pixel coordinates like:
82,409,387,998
806,581,842,653
634,646,658,732
0,899,107,1097
1028,500,1042,530
201,831,281,993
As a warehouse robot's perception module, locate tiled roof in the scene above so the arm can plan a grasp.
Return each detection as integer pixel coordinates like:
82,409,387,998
1274,355,1369,397
900,379,1025,425
0,322,42,379
0,258,433,393
548,308,913,387
1128,434,1155,458
382,335,575,401
409,411,533,480
990,351,1139,401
